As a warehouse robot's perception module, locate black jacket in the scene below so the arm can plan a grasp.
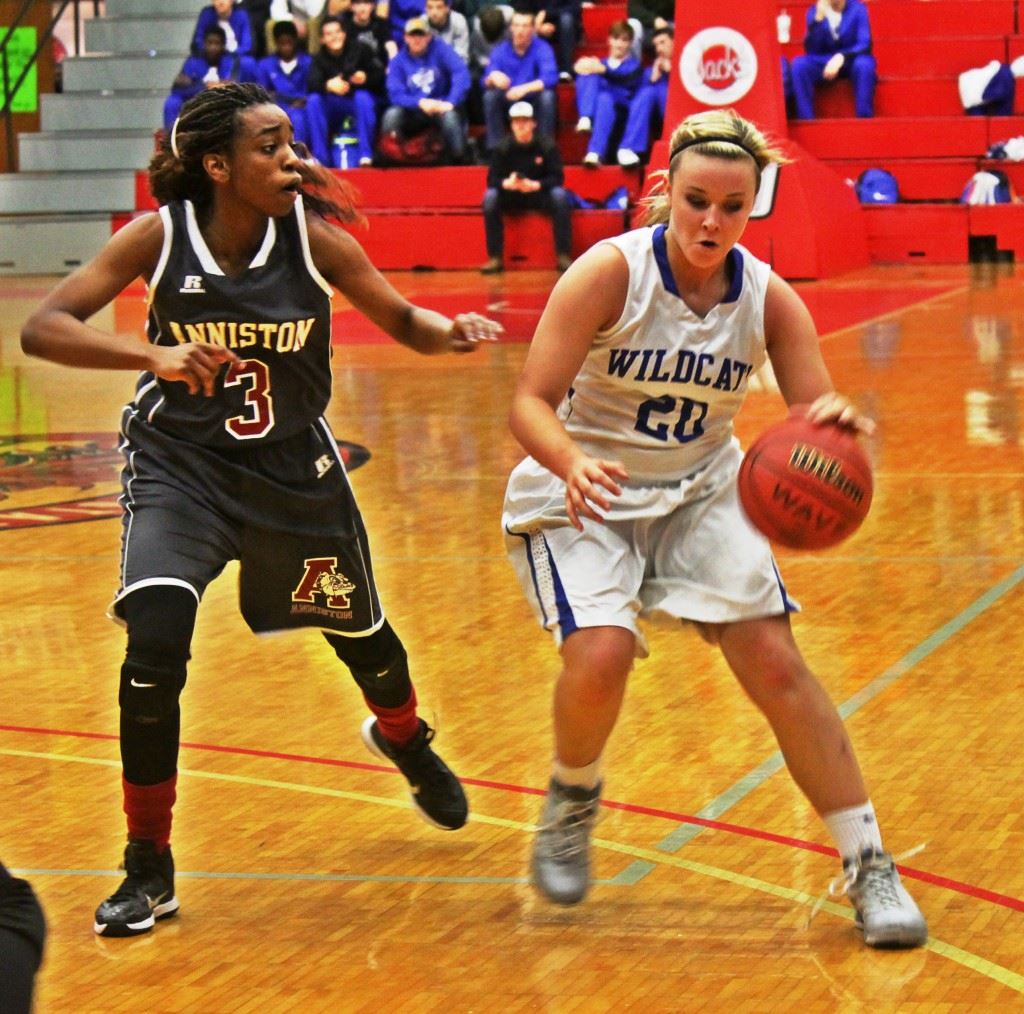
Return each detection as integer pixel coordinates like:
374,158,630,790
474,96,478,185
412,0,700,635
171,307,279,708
341,12,394,67
307,38,385,96
487,133,564,191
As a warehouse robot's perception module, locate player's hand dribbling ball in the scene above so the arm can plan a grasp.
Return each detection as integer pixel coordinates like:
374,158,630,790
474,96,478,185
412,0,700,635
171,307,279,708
737,409,873,550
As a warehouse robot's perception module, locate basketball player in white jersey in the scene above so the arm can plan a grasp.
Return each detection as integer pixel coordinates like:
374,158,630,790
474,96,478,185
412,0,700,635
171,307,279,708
502,109,927,948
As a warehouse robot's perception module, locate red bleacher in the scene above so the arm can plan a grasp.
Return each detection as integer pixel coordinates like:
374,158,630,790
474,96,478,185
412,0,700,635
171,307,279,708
777,0,1024,264
134,164,637,270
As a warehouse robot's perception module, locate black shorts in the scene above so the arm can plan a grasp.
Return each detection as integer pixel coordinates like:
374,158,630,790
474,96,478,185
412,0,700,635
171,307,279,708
112,411,384,636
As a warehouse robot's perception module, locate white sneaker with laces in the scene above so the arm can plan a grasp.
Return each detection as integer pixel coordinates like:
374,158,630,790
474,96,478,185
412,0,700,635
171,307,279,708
841,848,928,948
531,778,600,905
616,148,640,167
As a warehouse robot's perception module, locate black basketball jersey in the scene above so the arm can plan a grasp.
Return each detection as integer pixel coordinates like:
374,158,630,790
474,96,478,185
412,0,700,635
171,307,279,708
137,196,334,448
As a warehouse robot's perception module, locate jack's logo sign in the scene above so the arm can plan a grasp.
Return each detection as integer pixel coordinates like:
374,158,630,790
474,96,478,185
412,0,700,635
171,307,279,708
680,27,758,106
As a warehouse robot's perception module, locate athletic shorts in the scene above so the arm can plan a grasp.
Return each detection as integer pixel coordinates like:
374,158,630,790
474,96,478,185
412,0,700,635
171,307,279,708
112,410,384,636
503,440,798,658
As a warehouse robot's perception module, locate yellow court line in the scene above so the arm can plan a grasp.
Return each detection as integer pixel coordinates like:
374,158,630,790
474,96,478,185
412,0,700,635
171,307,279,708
3,745,1022,995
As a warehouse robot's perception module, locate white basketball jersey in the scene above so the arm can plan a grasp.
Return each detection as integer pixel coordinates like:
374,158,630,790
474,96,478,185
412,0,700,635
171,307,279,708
559,224,771,482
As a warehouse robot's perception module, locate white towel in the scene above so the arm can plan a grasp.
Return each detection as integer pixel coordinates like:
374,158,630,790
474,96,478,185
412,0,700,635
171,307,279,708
958,60,1002,110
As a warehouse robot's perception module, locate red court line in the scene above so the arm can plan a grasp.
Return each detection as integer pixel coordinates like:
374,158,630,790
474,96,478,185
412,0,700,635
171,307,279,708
3,723,1021,913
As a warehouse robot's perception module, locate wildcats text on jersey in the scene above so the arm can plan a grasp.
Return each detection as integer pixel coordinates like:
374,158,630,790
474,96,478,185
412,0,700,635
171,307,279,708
607,347,755,392
167,317,316,354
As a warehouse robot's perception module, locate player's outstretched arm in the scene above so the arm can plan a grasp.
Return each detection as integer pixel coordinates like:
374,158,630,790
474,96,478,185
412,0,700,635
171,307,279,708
306,214,502,354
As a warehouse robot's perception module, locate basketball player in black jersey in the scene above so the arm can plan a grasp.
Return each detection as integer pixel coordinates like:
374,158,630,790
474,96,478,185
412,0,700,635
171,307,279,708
21,82,501,938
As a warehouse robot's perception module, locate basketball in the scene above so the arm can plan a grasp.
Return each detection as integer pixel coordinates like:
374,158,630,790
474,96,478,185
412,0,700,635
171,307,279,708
737,411,873,550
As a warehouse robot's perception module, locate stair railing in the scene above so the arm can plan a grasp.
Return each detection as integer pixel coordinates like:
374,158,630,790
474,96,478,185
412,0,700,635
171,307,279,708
1,0,96,172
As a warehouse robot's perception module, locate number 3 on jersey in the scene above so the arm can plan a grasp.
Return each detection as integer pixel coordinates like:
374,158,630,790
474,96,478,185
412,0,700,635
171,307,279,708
636,395,708,443
224,359,275,439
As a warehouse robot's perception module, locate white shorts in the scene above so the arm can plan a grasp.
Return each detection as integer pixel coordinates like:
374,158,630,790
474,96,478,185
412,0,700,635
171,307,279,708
503,440,798,658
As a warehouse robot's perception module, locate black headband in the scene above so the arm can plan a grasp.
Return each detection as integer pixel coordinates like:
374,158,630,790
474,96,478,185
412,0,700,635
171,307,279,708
669,135,758,164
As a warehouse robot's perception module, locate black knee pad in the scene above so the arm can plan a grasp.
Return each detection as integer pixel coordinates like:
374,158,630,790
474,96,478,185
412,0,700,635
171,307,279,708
325,622,411,707
118,585,196,723
119,655,187,724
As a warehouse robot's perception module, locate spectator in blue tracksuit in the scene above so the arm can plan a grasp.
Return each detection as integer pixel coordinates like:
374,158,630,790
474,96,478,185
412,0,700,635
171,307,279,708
382,17,471,163
790,0,876,119
257,21,315,151
482,10,558,150
193,0,256,62
305,16,385,166
573,20,641,166
164,26,257,130
615,24,672,166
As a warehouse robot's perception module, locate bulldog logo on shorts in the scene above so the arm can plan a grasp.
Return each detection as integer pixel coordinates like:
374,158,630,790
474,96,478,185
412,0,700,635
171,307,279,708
292,558,357,611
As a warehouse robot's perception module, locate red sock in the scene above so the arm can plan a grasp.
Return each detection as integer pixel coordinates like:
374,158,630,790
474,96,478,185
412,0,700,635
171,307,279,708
364,689,420,746
123,774,176,852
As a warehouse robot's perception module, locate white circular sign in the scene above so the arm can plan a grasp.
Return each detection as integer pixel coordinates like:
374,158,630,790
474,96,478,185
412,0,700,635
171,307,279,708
679,26,759,106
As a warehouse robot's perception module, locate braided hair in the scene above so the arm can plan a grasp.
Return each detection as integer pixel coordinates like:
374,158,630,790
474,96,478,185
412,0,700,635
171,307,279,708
149,82,362,224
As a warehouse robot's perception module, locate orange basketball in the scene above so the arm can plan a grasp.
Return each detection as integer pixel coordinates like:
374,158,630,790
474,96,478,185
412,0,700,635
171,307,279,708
737,411,873,550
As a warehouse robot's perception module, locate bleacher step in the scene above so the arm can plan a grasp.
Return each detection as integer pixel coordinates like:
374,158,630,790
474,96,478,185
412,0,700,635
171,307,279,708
85,15,196,56
0,171,138,215
18,130,156,173
105,0,200,16
41,90,165,132
0,214,115,275
61,53,183,93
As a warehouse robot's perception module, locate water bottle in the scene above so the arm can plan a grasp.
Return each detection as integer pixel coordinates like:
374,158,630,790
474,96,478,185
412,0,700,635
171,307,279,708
333,134,358,170
777,9,791,44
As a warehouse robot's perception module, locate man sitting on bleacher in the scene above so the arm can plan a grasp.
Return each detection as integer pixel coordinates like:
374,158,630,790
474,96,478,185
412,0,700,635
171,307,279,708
615,24,672,167
382,17,471,165
193,0,257,65
482,10,559,151
257,21,315,152
305,16,385,167
164,25,257,130
480,100,572,275
789,0,876,119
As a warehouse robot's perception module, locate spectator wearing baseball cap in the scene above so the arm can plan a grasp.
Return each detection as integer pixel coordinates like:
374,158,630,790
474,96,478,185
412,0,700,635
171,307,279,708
381,17,471,163
480,99,572,274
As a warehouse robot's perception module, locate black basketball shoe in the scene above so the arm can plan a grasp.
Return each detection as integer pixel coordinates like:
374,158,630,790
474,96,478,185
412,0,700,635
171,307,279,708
93,838,179,937
361,717,469,830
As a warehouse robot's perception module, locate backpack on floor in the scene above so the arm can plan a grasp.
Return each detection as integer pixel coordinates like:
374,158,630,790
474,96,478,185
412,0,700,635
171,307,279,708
855,168,899,204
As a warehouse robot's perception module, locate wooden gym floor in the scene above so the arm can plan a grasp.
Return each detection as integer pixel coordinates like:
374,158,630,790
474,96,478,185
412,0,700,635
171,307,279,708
0,260,1022,1012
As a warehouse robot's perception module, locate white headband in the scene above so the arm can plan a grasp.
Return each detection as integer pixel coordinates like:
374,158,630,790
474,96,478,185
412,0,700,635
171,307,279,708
170,117,181,159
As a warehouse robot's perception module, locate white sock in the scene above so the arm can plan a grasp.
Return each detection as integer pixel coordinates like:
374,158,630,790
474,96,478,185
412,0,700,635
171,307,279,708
552,756,602,790
823,802,884,864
